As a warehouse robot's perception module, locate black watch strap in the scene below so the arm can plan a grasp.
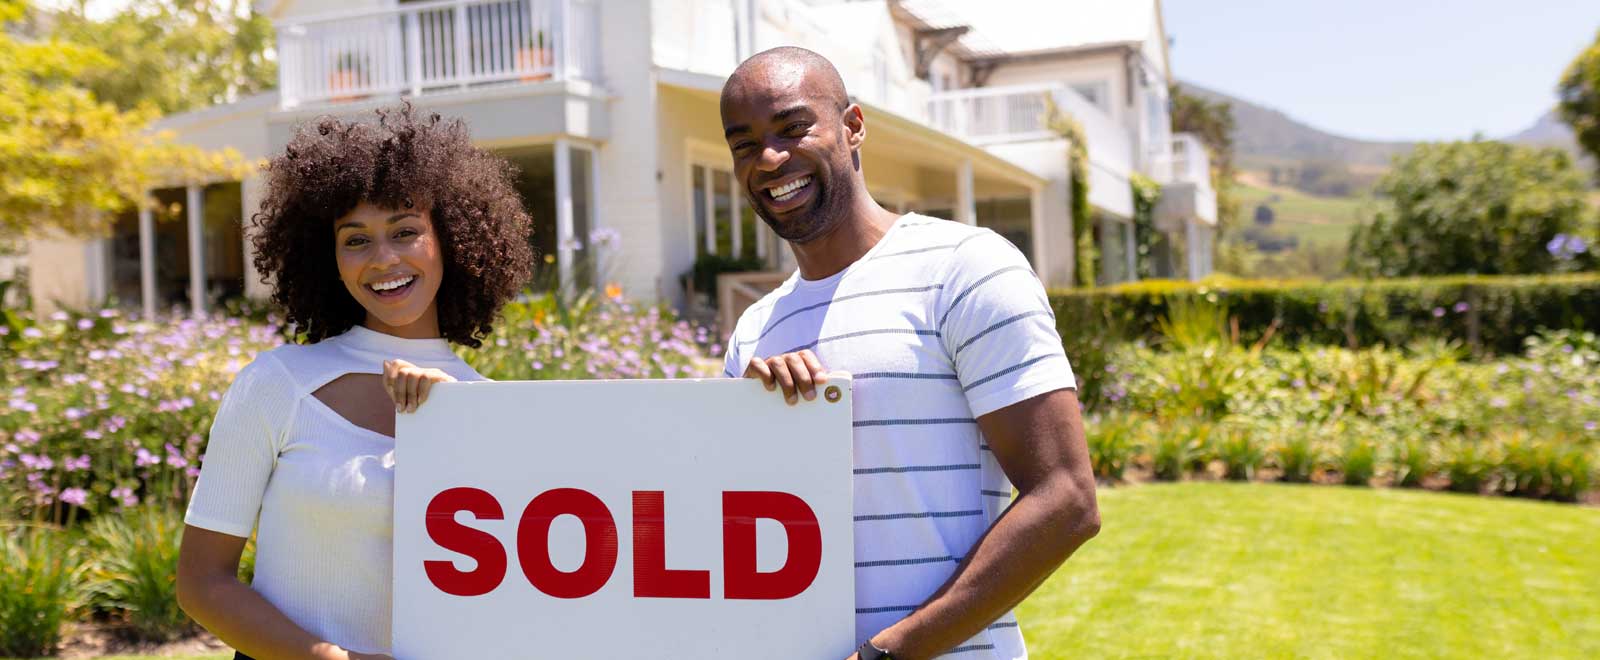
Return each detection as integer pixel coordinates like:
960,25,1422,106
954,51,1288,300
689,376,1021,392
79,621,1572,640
857,640,893,660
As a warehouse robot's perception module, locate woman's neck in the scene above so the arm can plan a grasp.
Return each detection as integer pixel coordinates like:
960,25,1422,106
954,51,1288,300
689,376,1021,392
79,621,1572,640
363,304,442,339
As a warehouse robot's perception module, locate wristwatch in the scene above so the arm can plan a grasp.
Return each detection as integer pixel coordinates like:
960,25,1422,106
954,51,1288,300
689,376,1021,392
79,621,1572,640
857,640,894,660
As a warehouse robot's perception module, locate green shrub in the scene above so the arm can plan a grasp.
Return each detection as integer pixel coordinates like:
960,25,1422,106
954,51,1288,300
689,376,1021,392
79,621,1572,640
1442,440,1498,494
0,525,82,658
1151,431,1194,482
1274,434,1322,483
1214,425,1265,481
1499,434,1551,498
1050,273,1600,356
1337,437,1379,486
1086,414,1143,481
1393,436,1434,488
1546,445,1597,503
84,507,193,642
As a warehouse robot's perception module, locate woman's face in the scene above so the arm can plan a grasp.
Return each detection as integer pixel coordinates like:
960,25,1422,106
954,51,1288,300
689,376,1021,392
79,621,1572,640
334,202,445,338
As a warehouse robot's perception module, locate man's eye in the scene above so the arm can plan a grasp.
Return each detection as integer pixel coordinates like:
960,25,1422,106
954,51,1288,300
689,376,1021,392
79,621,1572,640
784,123,809,137
733,142,756,153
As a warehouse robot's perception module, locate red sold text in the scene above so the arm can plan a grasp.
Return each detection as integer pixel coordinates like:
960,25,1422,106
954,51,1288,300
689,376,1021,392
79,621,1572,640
424,488,823,600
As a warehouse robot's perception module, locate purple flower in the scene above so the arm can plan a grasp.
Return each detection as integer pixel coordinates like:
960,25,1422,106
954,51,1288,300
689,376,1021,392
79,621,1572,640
110,486,138,507
23,327,43,339
65,455,91,471
1587,421,1598,432
1453,302,1470,313
59,488,89,507
77,319,94,331
136,447,161,467
1431,307,1446,318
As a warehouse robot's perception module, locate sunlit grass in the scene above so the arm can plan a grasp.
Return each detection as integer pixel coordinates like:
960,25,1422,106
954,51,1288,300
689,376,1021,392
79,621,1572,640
1021,482,1600,658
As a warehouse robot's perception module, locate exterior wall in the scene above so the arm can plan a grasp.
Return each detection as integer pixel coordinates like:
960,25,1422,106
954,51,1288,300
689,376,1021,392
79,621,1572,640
596,1,667,301
27,236,104,314
262,0,395,22
984,141,1075,288
656,85,731,307
984,52,1127,123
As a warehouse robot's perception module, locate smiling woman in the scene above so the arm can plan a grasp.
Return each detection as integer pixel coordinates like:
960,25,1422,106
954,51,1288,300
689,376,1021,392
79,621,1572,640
173,104,533,660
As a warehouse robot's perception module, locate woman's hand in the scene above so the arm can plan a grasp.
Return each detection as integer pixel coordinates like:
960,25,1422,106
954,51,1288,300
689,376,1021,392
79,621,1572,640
383,359,455,413
344,652,395,660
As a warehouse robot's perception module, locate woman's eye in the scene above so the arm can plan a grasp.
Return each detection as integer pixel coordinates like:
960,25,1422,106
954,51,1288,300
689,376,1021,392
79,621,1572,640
395,228,419,239
344,236,369,247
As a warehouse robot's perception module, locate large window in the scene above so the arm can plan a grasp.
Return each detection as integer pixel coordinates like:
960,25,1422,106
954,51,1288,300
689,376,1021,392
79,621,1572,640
691,163,768,263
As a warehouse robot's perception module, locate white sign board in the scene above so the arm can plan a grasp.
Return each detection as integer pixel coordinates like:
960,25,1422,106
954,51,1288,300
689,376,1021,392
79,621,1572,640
394,378,855,659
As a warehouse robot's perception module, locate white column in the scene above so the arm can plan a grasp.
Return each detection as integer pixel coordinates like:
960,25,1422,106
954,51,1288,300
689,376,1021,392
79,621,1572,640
702,169,716,254
240,177,271,300
730,180,743,258
587,144,603,281
186,185,206,317
1029,186,1047,278
955,159,976,225
139,205,156,319
554,138,576,296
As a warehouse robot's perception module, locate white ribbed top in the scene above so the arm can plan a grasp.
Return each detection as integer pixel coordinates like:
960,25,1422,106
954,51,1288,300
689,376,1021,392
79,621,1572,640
186,326,484,655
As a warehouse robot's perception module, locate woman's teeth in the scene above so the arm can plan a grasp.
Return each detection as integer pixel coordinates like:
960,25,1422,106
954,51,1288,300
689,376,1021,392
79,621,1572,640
769,176,812,202
370,276,415,293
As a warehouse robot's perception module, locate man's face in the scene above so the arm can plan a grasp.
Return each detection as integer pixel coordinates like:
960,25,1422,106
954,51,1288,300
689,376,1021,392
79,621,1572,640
721,70,859,243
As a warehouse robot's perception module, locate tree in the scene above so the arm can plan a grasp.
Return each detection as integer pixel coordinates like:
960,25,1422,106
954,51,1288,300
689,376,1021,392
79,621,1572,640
1170,84,1240,235
51,0,276,115
1345,140,1592,277
1558,28,1600,176
0,0,250,238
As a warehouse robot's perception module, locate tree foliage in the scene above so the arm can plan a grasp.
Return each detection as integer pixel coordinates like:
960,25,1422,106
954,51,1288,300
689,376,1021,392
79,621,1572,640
0,0,251,238
1171,85,1240,234
51,0,276,115
1558,28,1600,176
1346,141,1593,277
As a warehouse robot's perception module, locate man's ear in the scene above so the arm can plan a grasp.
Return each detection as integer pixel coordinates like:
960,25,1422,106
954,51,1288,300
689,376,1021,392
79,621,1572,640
843,104,866,149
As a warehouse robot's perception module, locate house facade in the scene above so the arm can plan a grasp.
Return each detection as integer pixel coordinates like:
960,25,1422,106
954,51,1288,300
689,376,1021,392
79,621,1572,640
25,0,1215,320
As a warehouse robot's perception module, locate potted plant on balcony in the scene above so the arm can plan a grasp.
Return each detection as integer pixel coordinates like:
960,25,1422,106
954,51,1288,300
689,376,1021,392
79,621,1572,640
516,30,554,82
329,51,369,102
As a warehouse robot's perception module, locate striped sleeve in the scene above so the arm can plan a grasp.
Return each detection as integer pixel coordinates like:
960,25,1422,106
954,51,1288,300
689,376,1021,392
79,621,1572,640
184,354,295,537
721,327,744,379
936,231,1075,418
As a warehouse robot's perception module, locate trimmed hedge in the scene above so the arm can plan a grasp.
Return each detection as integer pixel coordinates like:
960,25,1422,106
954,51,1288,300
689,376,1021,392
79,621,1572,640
1050,273,1600,357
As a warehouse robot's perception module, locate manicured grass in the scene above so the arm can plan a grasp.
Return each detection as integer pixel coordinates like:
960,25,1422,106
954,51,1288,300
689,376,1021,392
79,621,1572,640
1019,482,1600,658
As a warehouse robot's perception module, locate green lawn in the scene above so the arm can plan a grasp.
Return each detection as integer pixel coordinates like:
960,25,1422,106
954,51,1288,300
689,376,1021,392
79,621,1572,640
17,483,1598,659
1020,482,1600,658
1234,180,1371,246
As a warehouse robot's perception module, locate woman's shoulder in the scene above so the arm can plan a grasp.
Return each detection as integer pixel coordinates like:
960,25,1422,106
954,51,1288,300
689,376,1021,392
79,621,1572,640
233,340,345,393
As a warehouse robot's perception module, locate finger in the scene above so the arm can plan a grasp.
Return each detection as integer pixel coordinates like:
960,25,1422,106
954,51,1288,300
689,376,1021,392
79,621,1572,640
382,360,397,400
745,357,776,391
416,373,437,410
799,350,828,384
770,357,798,405
406,371,423,413
787,353,816,401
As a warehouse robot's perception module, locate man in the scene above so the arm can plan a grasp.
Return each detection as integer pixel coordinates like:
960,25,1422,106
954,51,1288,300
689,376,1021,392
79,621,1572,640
719,47,1100,660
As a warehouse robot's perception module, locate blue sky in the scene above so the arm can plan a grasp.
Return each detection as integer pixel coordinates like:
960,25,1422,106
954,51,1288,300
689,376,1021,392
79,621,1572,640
1162,0,1600,142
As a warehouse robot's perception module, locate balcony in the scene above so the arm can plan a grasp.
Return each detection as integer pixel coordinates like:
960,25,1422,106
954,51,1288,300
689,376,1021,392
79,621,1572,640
275,0,601,109
1150,133,1212,186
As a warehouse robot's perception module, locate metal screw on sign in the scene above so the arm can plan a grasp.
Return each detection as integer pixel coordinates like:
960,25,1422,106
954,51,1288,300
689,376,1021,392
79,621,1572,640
824,385,842,403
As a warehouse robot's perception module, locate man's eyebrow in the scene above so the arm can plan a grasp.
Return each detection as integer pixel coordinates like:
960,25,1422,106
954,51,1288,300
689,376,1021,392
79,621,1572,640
773,106,812,121
724,123,751,139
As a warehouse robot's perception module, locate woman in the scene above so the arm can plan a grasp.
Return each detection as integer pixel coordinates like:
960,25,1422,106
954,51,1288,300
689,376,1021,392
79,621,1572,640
177,105,533,660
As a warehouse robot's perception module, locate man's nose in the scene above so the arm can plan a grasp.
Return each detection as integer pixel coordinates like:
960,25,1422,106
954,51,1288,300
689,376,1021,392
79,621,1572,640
757,143,790,171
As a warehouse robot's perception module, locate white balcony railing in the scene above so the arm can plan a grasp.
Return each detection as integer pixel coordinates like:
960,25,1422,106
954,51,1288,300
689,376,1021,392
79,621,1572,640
276,0,601,108
927,82,1133,175
1167,133,1211,186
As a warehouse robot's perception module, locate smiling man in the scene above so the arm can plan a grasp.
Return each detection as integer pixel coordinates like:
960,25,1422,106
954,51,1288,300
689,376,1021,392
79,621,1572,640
718,47,1101,660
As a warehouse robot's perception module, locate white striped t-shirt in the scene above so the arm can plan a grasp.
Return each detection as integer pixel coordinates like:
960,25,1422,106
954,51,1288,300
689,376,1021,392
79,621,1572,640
722,213,1076,660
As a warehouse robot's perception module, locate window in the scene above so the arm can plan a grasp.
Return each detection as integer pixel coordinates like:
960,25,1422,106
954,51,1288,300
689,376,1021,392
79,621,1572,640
692,163,768,263
1070,81,1111,112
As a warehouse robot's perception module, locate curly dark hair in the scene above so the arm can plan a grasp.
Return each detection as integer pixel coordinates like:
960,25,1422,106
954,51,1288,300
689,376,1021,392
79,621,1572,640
251,104,533,348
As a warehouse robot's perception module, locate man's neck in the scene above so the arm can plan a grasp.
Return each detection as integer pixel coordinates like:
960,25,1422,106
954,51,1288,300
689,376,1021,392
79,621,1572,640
790,203,900,281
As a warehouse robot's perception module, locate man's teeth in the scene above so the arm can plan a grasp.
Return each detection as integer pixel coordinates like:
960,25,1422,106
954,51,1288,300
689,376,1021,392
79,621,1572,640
768,176,812,202
371,276,415,292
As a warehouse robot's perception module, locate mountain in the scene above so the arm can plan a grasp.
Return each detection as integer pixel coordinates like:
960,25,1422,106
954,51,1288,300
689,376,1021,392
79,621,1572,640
1177,82,1414,170
1503,109,1585,159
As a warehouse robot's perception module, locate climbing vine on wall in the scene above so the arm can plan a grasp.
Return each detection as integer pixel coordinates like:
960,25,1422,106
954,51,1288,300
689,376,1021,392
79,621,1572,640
1043,95,1097,287
1130,172,1162,279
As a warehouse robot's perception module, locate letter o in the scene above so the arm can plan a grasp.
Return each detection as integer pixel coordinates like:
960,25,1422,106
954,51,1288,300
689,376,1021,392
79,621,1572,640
517,488,619,599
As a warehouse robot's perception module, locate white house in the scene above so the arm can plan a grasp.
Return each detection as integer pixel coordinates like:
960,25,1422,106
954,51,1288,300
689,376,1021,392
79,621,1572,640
25,0,1216,319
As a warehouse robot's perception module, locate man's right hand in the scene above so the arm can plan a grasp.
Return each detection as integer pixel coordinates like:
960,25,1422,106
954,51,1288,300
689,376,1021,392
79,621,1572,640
743,350,829,405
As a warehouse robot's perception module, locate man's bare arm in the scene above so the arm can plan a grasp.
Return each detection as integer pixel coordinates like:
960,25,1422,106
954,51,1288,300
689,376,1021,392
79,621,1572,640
860,388,1100,660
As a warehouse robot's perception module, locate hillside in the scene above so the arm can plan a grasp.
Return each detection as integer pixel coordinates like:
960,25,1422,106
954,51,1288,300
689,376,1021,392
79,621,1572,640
1177,82,1414,169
